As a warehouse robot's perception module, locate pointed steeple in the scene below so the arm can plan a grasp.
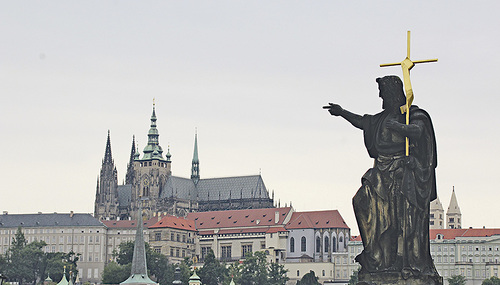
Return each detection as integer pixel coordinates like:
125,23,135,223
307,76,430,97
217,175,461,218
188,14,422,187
430,195,445,229
104,130,113,164
446,186,462,229
191,131,200,184
121,197,156,285
126,136,137,185
447,187,461,214
57,266,69,285
142,101,165,161
95,131,119,220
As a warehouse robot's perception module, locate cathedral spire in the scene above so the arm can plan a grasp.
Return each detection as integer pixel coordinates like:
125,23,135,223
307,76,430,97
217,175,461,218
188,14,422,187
142,102,165,161
191,131,200,185
126,136,137,185
103,130,113,164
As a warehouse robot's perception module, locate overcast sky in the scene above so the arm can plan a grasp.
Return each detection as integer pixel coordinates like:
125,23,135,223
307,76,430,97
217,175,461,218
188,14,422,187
1,1,499,235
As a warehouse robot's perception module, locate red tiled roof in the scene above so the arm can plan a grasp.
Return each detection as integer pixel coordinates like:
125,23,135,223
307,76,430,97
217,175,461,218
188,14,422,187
186,207,293,229
102,217,159,229
149,215,196,232
430,228,500,239
350,235,362,242
285,210,349,229
198,226,288,236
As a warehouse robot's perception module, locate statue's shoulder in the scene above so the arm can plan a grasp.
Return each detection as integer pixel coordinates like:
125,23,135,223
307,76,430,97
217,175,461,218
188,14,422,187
410,105,432,121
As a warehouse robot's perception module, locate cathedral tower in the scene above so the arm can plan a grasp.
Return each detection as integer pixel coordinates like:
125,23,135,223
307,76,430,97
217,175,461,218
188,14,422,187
94,131,119,220
131,103,171,218
446,187,462,229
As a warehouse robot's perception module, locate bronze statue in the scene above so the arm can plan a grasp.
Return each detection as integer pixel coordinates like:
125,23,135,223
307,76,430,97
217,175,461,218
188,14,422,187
325,75,441,284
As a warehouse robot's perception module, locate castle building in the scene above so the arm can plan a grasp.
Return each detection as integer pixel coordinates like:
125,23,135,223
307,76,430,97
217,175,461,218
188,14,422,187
0,212,106,284
94,103,274,221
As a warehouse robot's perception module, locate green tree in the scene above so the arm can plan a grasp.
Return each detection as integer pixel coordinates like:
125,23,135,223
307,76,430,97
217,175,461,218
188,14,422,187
448,275,466,285
198,249,228,285
5,227,32,285
111,241,180,285
347,268,359,285
44,251,80,283
116,241,135,265
268,262,289,285
483,276,500,285
240,251,268,285
296,270,320,285
222,262,241,285
102,262,131,284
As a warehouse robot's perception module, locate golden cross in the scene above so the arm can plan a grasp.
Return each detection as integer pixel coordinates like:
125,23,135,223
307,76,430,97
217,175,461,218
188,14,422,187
380,31,437,156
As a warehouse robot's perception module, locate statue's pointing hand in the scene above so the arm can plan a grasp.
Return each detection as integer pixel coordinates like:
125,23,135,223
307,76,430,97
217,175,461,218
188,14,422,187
323,103,343,116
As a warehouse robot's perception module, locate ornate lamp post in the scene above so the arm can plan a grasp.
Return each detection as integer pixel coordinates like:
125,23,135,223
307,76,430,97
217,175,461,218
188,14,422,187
0,274,7,285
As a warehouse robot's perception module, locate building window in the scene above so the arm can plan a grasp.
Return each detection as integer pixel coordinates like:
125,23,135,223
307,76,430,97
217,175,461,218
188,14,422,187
221,245,232,260
332,237,337,252
290,237,295,252
449,218,454,223
154,247,161,253
316,237,321,253
242,244,252,257
176,248,180,257
297,270,300,277
324,236,329,252
301,237,306,252
201,247,211,261
177,234,180,242
155,232,161,241
171,233,174,241
170,247,174,256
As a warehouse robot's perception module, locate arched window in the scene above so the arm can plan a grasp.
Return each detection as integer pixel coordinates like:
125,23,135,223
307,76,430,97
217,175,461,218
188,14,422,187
316,236,321,253
290,237,295,252
332,237,337,252
301,236,306,252
324,236,329,252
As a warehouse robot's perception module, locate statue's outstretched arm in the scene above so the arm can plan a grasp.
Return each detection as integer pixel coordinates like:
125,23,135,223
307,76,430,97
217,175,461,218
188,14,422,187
324,103,364,130
386,119,424,140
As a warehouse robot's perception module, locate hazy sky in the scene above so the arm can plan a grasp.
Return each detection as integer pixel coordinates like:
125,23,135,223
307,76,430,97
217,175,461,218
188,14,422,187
1,1,499,235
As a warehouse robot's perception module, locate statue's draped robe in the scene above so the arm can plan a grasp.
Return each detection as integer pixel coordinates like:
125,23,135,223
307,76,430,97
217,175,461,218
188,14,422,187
353,105,438,276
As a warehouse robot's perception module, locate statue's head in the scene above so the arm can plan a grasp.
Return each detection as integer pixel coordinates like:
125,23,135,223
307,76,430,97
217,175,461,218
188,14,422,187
376,75,406,110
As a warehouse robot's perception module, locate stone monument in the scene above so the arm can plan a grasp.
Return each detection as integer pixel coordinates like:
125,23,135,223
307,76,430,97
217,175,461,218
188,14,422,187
324,32,442,285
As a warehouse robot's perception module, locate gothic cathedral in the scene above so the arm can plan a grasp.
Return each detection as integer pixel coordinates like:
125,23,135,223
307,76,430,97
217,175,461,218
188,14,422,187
94,104,274,220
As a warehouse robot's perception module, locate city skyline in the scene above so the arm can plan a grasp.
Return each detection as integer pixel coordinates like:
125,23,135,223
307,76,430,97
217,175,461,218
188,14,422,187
1,1,499,235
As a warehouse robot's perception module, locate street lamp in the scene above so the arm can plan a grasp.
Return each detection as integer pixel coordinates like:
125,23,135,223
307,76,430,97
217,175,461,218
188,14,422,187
0,273,7,285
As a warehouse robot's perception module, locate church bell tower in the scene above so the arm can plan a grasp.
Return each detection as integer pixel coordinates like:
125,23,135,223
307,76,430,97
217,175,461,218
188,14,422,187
132,102,171,218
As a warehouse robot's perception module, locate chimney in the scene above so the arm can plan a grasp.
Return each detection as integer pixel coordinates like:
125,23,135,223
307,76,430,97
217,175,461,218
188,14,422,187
70,211,74,218
275,211,279,224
